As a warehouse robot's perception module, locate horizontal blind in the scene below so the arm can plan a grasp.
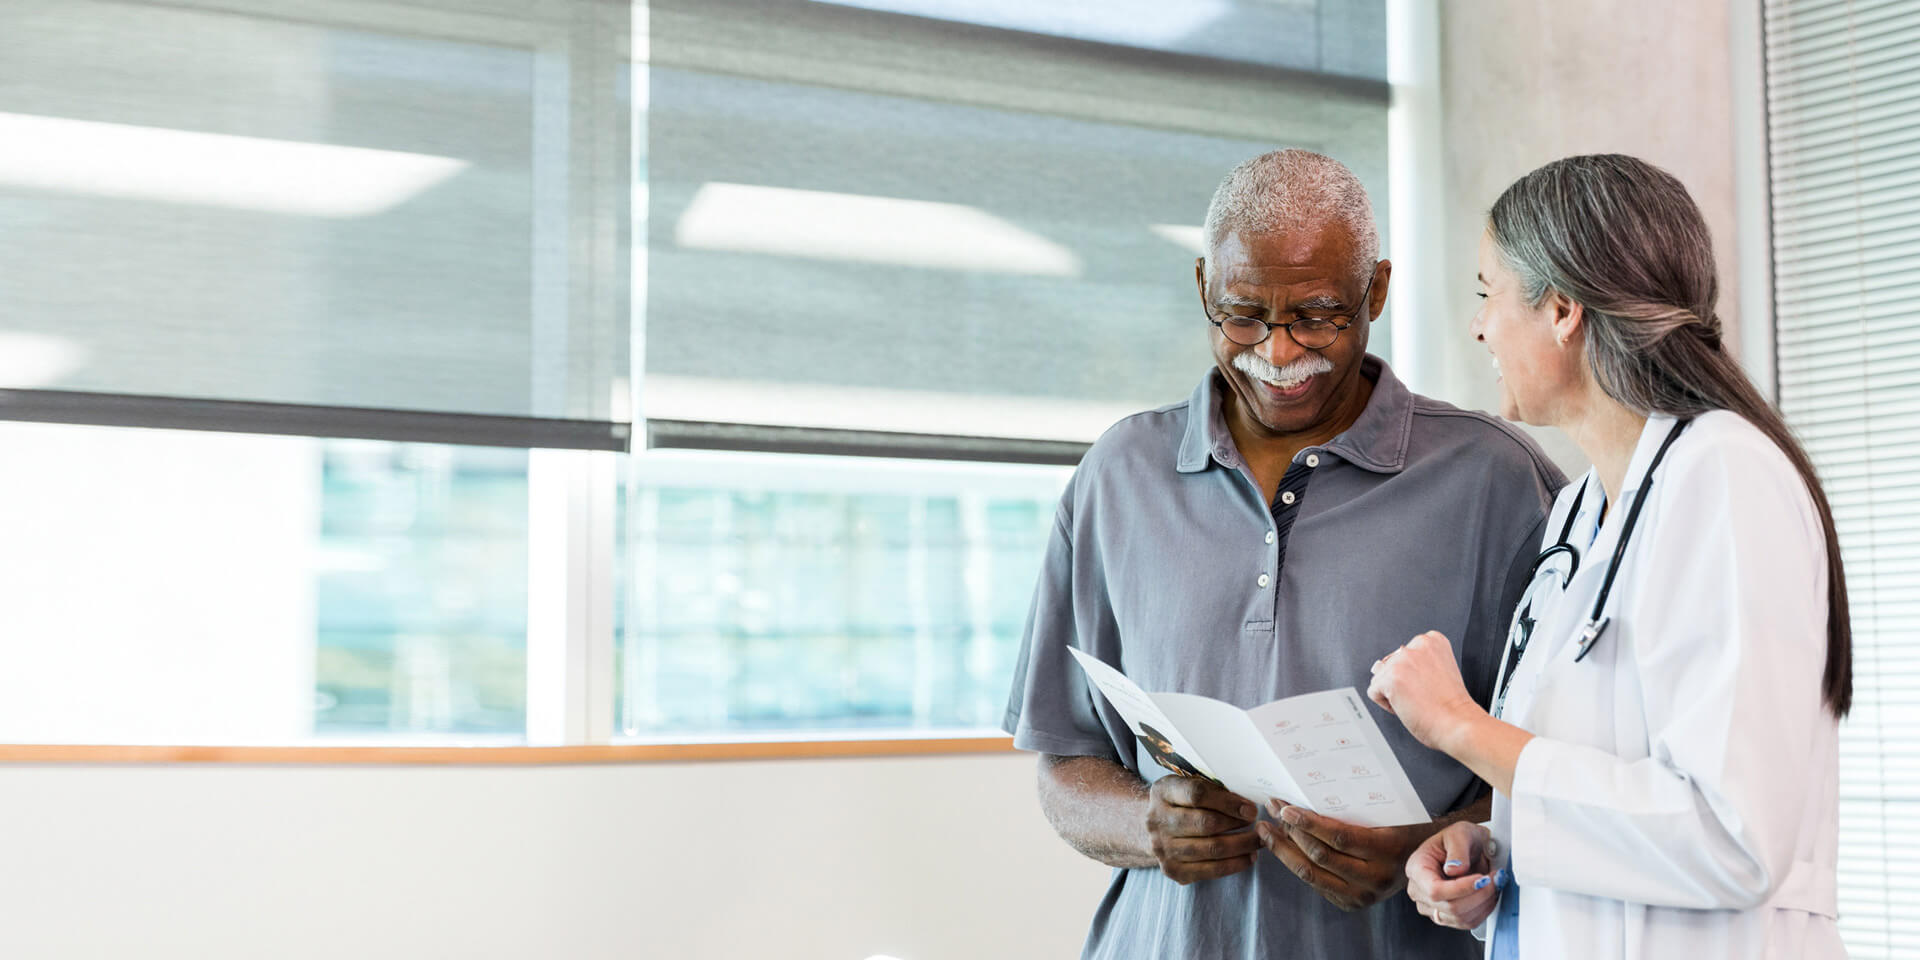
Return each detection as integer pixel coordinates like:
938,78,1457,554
0,0,631,450
1766,1,1920,956
640,0,1390,444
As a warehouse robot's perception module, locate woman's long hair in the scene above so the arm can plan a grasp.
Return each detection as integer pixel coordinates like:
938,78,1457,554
1488,154,1852,717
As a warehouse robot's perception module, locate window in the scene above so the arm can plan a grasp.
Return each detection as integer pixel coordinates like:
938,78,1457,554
0,422,530,743
641,0,1391,442
1,0,628,433
3,0,1390,746
615,451,1070,737
1765,1,1920,954
627,0,1392,737
1,0,627,745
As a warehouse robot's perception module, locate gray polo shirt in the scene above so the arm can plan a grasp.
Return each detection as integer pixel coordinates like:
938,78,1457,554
1005,355,1563,960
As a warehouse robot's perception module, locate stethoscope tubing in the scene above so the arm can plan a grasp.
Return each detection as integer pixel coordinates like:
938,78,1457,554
1492,418,1693,718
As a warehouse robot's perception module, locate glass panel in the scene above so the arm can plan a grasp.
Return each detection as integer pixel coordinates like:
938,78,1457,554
0,421,529,743
0,0,626,423
615,451,1070,736
643,64,1388,442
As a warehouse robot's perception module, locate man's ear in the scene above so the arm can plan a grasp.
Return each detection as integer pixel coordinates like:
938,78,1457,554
1366,259,1392,320
1194,257,1208,309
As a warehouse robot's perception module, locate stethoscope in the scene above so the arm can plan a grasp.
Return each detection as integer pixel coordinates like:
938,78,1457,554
1491,418,1692,718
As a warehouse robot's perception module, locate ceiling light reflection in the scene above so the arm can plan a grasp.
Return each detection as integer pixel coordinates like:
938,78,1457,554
674,182,1080,277
0,112,469,218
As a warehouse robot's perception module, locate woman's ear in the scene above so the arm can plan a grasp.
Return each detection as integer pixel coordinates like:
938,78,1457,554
1549,291,1584,348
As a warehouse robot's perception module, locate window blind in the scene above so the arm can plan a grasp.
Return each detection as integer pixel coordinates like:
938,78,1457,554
0,0,631,450
640,0,1391,445
1766,1,1920,955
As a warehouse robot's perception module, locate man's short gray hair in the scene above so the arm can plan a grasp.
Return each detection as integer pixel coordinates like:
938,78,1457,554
1202,149,1380,283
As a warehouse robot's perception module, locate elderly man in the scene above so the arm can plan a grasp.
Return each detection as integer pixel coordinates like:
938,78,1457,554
1003,149,1563,958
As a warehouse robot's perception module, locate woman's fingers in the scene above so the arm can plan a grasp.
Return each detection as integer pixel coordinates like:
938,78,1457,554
1422,881,1500,928
1367,676,1394,714
1440,822,1489,877
1412,867,1509,930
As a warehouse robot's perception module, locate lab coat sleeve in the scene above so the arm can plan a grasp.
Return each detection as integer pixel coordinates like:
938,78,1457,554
1506,429,1832,910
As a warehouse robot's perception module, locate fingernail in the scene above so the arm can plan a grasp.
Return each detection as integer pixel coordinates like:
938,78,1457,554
1256,824,1270,843
1241,803,1257,820
1280,806,1303,825
1473,876,1490,890
1268,799,1283,817
1443,859,1464,870
1495,868,1511,887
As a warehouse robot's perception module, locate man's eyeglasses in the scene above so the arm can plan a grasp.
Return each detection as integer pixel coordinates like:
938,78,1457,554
1208,275,1375,350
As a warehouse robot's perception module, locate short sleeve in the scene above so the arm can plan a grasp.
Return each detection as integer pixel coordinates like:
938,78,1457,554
1001,482,1120,761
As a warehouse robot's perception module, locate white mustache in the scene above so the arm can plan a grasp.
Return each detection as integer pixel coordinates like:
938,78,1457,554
1233,351,1334,385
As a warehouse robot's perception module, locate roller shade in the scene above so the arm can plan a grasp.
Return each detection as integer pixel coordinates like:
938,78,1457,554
0,0,631,450
639,0,1391,445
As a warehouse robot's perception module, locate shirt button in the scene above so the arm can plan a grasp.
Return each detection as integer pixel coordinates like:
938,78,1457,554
1280,491,1297,506
1265,530,1276,545
1306,454,1320,468
1257,574,1271,588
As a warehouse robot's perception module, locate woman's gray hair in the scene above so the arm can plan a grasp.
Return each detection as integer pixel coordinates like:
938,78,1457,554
1487,154,1726,415
1203,149,1378,281
1487,153,1852,718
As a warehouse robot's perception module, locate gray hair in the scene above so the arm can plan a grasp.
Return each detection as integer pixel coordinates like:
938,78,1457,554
1202,149,1379,282
1487,153,1851,719
1487,154,1726,411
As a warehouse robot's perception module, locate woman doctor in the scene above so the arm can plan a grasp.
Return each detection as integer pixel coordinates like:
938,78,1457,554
1366,154,1851,960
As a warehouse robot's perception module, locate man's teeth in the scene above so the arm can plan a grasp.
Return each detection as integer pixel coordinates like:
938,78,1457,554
1263,375,1309,389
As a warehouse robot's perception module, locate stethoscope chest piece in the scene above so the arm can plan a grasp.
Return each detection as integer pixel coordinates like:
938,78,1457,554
1573,616,1611,663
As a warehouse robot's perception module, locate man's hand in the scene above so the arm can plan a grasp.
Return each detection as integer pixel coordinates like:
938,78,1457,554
1256,802,1427,911
1145,775,1263,885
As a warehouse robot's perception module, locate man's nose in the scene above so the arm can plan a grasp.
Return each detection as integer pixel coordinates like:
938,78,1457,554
1259,324,1310,366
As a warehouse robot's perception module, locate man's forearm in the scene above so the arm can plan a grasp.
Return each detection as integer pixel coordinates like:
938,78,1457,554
1437,792,1493,830
1038,754,1158,869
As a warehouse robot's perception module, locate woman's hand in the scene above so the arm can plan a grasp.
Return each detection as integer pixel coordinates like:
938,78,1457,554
1366,630,1484,752
1405,821,1507,930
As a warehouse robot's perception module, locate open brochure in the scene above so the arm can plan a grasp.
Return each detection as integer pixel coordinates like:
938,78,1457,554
1068,647,1431,828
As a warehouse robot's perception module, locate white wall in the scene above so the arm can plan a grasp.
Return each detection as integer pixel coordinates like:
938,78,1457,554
0,753,1110,960
1406,0,1743,470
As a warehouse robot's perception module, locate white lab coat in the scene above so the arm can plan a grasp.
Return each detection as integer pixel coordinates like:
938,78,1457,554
1484,410,1844,959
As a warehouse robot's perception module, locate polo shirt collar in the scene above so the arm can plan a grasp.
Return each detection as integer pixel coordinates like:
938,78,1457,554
1175,354,1415,474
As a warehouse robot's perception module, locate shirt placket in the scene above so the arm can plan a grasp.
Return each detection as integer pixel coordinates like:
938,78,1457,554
1261,451,1321,623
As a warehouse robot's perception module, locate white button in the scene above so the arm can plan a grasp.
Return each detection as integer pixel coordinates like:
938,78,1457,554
1257,574,1271,588
1265,530,1276,544
1280,491,1297,506
1306,454,1320,468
